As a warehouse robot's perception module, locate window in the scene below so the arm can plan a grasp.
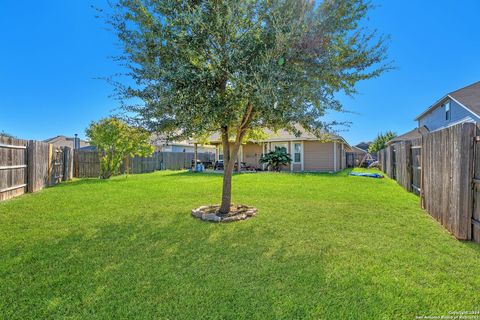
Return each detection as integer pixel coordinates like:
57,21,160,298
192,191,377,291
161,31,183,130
218,146,224,161
445,101,451,121
294,143,301,163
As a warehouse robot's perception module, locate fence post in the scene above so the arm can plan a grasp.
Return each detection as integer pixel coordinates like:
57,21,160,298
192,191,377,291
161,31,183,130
458,123,475,239
27,140,34,193
385,146,392,178
420,134,426,209
47,144,53,186
405,140,412,192
62,147,73,181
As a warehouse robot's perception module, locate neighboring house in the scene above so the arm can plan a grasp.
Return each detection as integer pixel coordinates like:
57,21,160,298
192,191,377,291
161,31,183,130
346,145,368,167
387,127,425,145
355,142,371,152
415,81,480,132
151,135,215,153
207,126,351,172
44,135,89,149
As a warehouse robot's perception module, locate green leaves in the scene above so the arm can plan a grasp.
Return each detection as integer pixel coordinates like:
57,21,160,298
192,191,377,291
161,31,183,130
86,118,154,179
369,131,397,153
260,146,292,172
107,0,390,138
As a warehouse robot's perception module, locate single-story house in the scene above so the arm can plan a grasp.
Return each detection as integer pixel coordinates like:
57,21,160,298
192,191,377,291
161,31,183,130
207,126,352,172
150,134,215,153
44,135,89,149
387,127,425,145
355,142,371,152
346,145,368,167
415,81,480,132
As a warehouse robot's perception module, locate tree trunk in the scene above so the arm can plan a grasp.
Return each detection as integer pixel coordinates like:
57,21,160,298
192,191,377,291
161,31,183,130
218,103,254,214
219,128,232,214
220,157,235,214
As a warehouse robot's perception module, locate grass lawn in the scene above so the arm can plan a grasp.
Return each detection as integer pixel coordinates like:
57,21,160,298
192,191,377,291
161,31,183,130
1,169,479,319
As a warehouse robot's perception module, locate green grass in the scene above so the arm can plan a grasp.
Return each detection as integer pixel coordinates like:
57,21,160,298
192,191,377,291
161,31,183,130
1,169,479,319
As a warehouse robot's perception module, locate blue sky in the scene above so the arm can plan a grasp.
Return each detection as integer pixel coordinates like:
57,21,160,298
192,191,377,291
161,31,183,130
1,1,479,145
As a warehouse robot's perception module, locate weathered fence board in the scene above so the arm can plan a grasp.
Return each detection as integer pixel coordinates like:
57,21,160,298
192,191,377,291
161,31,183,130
27,140,49,193
395,140,412,192
422,123,476,239
74,150,100,178
51,146,64,185
411,138,422,196
0,136,74,202
422,123,475,240
0,136,28,201
471,129,480,243
379,123,479,242
385,145,395,179
63,147,73,181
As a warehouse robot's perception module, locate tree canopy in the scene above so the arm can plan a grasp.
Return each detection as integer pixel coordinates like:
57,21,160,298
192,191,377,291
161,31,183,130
0,131,15,139
368,131,396,153
106,0,390,213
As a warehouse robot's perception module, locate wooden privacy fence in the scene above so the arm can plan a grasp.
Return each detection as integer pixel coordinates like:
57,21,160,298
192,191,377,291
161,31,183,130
0,136,28,201
379,122,480,243
0,136,73,201
74,150,215,178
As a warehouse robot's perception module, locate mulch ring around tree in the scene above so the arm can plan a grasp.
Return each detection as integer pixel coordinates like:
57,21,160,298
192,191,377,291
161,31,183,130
191,204,257,223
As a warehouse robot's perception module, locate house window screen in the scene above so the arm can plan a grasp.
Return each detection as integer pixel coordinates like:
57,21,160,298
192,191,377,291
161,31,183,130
218,146,224,160
445,101,451,121
294,143,301,163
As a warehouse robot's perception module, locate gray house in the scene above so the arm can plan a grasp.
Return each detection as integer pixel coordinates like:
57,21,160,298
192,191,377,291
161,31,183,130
415,81,480,131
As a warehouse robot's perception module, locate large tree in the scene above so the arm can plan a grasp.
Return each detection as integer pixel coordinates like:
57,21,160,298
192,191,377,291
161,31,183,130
106,0,390,213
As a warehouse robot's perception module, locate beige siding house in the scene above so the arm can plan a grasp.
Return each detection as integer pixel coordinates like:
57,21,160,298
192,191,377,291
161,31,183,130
208,127,351,173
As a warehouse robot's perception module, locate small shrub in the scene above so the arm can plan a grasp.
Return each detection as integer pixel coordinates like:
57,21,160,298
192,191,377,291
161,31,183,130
260,147,292,172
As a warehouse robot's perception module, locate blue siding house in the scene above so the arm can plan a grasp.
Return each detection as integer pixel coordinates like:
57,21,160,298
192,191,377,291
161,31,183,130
415,81,480,132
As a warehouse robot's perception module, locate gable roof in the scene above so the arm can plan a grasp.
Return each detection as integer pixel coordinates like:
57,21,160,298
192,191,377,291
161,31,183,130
355,142,370,152
44,135,89,144
44,135,69,143
150,133,215,148
207,124,351,148
350,145,368,154
387,127,426,145
415,81,480,121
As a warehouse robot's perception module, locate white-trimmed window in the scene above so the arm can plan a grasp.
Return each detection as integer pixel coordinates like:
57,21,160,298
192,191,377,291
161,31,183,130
293,142,301,163
218,146,224,161
445,101,451,121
